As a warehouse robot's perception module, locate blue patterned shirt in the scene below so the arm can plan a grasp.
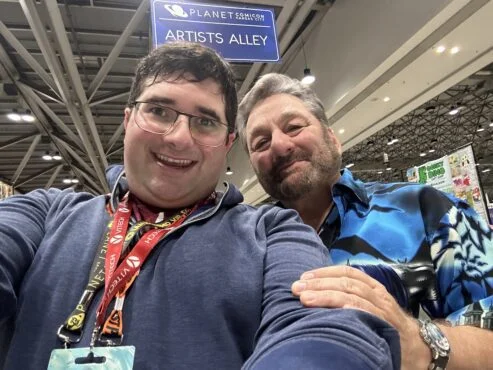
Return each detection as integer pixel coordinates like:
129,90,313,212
318,169,493,328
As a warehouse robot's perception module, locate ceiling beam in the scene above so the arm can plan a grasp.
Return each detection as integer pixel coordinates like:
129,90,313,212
0,132,38,151
12,134,41,185
44,0,108,170
19,0,108,191
0,20,60,97
15,163,60,188
89,89,130,107
87,0,148,101
45,164,63,189
105,123,124,154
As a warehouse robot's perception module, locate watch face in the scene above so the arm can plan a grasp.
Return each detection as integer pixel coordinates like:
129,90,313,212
427,323,450,353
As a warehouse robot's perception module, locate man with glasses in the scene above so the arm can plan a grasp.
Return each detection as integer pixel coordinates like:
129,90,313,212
0,43,400,369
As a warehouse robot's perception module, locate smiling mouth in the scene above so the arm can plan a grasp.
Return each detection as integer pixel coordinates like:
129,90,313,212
153,153,195,169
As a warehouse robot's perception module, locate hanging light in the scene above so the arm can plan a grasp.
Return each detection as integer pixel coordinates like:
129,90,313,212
225,166,234,175
42,151,53,161
21,110,35,122
300,40,315,85
7,109,22,122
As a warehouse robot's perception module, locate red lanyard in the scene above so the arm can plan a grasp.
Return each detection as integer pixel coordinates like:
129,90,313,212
95,199,195,329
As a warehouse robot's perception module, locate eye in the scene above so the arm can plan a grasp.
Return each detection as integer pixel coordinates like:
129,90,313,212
251,137,270,152
196,117,217,127
148,105,170,118
285,123,304,135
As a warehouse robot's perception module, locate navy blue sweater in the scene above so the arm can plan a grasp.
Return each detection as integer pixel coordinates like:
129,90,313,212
0,168,400,369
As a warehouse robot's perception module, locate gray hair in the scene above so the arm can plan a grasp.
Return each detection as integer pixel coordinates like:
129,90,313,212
236,73,329,151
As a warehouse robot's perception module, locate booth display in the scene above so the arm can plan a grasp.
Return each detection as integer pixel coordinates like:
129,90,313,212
407,145,490,223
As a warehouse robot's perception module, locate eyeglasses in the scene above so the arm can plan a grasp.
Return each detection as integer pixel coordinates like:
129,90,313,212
131,101,229,147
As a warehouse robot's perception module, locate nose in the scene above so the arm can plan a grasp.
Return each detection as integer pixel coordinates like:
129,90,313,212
270,130,294,157
162,114,195,149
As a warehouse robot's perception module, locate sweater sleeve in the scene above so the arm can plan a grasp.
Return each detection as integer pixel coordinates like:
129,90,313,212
243,207,401,370
0,189,61,322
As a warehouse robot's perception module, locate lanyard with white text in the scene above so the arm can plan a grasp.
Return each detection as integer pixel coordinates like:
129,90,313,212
93,207,193,346
57,195,195,347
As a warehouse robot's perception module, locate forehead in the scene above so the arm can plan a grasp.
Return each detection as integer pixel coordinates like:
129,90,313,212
246,94,316,134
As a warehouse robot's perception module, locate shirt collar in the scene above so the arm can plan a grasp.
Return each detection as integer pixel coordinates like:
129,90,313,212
333,169,369,206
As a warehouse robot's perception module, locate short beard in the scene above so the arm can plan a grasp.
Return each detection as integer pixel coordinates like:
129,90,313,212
256,135,341,202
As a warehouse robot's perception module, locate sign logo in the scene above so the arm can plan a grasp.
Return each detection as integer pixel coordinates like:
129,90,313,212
164,4,188,18
151,0,280,62
127,256,141,268
119,207,130,213
109,235,124,244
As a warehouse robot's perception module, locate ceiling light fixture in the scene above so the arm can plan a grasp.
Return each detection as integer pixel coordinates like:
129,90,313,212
42,151,53,161
482,168,490,173
450,46,460,54
477,127,485,132
448,107,461,115
386,167,392,171
21,110,35,122
300,39,315,85
225,166,233,175
377,171,383,174
338,128,345,134
345,163,354,169
383,96,390,102
7,110,22,122
489,121,493,127
428,148,435,153
435,45,446,54
52,152,62,161
419,152,427,157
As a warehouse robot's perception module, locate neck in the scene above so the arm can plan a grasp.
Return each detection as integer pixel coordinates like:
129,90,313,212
283,187,333,231
282,173,340,231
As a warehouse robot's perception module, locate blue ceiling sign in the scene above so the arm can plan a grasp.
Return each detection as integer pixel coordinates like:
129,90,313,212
150,0,280,62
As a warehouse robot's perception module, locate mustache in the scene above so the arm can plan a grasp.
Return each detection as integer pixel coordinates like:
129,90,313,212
271,151,310,180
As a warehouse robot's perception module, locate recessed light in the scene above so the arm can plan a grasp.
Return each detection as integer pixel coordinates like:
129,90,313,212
435,45,446,54
383,96,390,102
338,128,345,134
420,153,427,157
450,46,460,54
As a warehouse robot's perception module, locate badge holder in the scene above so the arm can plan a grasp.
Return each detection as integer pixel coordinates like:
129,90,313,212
49,327,135,369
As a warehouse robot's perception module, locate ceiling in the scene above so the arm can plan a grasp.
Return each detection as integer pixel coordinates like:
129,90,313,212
0,0,331,194
342,63,493,196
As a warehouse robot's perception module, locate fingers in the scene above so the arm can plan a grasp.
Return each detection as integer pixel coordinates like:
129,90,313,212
292,275,379,305
300,265,385,290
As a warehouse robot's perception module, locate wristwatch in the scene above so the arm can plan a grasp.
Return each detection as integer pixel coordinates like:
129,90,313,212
418,319,451,370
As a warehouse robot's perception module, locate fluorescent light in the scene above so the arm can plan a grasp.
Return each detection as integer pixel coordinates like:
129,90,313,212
428,148,435,153
450,46,460,54
435,45,446,54
482,168,490,173
338,128,345,134
345,163,354,168
377,171,383,174
383,96,390,102
386,167,392,171
477,127,485,132
21,114,35,122
7,113,22,122
63,179,72,184
448,108,460,115
420,152,427,157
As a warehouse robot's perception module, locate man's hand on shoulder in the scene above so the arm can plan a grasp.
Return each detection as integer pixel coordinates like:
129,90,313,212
291,265,431,370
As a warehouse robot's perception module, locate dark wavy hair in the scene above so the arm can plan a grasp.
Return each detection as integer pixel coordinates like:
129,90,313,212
128,42,238,133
